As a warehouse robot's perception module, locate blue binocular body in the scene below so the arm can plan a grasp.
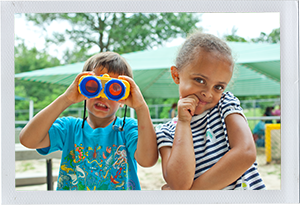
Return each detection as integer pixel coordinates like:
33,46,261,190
78,74,130,101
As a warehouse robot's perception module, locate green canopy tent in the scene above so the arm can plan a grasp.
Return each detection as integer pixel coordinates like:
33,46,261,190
15,42,280,98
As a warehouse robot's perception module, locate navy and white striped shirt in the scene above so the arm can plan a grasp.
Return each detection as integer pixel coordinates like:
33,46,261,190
156,92,266,190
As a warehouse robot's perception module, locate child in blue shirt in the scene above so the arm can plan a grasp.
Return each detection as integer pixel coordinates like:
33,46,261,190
19,51,158,190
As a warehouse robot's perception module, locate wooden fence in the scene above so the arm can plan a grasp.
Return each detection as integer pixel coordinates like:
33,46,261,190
15,143,62,190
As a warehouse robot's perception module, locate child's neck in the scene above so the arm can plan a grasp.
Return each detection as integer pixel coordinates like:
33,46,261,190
86,115,115,129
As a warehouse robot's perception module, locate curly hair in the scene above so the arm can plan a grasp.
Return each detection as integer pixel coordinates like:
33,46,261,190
175,31,234,70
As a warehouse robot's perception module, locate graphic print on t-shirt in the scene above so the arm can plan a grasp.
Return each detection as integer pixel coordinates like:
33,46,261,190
206,128,216,143
57,143,132,190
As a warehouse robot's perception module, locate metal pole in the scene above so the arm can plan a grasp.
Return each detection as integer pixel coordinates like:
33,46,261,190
253,100,256,125
130,107,135,119
46,159,53,190
29,100,34,120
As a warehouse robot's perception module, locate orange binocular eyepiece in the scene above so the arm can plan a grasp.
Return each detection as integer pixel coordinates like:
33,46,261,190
78,74,130,101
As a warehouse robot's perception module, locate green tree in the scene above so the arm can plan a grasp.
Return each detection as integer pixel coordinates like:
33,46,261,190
223,26,247,42
251,28,280,43
15,41,68,120
25,13,201,63
15,38,61,74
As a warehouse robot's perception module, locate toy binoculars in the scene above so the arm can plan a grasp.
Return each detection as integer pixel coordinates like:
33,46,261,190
78,74,130,101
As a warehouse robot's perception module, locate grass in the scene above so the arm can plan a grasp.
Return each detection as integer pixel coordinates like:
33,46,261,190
17,162,35,172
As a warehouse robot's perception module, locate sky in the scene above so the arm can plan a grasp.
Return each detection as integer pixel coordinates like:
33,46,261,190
15,12,280,61
201,13,279,39
165,12,280,47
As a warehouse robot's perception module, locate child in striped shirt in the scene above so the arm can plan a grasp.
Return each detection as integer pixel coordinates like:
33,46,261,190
156,31,266,190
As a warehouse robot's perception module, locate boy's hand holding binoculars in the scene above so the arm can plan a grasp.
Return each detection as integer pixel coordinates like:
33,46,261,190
65,73,146,112
62,72,93,105
117,75,147,112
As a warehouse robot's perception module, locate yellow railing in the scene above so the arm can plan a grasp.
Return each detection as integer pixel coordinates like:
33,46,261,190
265,124,281,163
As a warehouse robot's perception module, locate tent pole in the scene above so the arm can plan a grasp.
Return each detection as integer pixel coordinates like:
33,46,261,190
29,100,34,120
130,108,135,119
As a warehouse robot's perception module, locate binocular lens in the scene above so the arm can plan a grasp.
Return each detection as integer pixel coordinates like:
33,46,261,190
109,83,122,96
79,75,127,101
85,80,98,93
104,79,126,101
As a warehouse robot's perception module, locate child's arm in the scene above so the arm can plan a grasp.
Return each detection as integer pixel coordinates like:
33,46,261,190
19,72,90,149
118,76,158,167
190,113,256,190
159,95,199,190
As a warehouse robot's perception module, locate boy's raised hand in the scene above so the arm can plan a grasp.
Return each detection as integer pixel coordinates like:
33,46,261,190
62,72,93,105
118,75,158,167
177,94,199,123
118,75,146,111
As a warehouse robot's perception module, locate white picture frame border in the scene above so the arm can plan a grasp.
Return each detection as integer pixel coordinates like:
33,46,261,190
1,0,299,204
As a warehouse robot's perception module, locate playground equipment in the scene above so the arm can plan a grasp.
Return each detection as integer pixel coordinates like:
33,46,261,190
265,124,281,163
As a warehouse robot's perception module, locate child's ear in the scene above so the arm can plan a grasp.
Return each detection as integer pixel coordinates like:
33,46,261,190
119,104,124,108
171,66,180,84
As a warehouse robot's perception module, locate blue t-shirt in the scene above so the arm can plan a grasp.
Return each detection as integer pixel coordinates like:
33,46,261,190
252,121,266,138
37,116,141,190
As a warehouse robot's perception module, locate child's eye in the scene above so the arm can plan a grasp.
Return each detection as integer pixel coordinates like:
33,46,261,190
195,78,205,84
215,85,224,91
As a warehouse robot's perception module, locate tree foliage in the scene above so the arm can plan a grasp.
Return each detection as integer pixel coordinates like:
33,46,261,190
251,28,280,43
224,27,280,44
223,26,247,42
15,40,67,120
15,38,61,74
25,12,201,63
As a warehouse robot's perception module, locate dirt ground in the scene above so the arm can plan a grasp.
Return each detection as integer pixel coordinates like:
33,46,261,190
15,148,280,191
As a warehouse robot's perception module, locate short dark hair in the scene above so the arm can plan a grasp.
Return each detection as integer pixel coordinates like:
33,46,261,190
82,51,133,78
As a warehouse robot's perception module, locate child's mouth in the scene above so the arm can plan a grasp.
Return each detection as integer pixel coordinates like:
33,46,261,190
195,96,208,105
198,99,208,105
95,102,109,111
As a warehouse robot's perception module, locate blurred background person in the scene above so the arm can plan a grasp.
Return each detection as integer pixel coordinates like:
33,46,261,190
264,106,274,124
272,104,281,123
169,103,177,118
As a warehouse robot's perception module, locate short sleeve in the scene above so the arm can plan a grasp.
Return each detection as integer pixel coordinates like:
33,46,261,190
36,117,72,155
156,120,176,149
123,118,138,159
219,92,246,120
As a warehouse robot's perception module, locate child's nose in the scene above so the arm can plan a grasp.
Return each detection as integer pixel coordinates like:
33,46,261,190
200,89,212,98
